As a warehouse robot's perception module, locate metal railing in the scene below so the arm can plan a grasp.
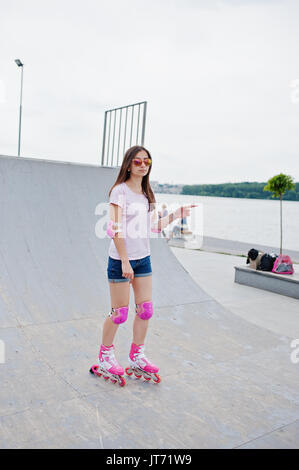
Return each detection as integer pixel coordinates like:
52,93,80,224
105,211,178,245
101,101,147,166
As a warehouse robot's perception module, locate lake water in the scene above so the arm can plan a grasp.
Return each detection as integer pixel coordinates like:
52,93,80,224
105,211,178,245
155,193,299,252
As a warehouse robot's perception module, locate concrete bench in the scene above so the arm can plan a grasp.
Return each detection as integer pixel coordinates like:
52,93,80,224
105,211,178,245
234,265,299,300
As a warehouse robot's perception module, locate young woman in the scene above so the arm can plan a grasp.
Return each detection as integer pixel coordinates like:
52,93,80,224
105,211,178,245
90,145,194,386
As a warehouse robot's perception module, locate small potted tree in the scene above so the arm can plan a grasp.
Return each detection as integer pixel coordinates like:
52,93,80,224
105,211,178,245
263,173,295,255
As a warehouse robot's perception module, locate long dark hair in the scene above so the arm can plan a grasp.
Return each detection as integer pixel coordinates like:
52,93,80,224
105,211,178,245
109,146,156,210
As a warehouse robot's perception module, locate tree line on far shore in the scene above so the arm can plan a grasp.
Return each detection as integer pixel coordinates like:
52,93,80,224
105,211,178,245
181,182,299,201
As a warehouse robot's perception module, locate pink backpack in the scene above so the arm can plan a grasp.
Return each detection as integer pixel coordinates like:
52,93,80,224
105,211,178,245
272,254,294,275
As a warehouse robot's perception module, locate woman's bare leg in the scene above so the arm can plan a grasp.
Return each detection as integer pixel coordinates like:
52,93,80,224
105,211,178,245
102,281,130,346
131,275,152,345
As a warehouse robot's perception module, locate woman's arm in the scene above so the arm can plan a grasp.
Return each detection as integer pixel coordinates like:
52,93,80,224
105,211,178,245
109,203,134,281
151,205,197,232
154,212,176,231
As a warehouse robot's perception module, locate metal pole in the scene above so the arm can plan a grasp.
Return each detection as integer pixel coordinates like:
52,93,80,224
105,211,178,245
117,108,122,166
130,106,134,146
136,103,140,144
111,109,117,166
280,194,282,255
141,101,147,146
106,111,112,166
123,106,128,156
101,111,107,165
18,65,24,156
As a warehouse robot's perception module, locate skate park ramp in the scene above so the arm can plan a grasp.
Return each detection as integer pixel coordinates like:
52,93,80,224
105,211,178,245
0,154,298,449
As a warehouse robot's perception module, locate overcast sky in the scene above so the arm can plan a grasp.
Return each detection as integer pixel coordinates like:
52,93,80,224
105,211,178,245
1,0,299,184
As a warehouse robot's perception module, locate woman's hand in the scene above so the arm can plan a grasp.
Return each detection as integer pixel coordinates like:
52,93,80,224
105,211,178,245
174,205,197,220
122,259,134,282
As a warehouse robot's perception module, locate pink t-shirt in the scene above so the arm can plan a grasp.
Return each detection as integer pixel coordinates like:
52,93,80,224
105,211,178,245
108,182,152,260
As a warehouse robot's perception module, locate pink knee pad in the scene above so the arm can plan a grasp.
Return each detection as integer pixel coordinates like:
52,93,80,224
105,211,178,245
135,301,153,320
109,306,129,324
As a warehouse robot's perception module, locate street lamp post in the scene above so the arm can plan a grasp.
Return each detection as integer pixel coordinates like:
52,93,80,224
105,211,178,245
15,59,24,157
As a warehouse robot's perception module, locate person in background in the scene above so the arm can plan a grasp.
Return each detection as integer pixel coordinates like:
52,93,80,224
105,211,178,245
161,204,168,238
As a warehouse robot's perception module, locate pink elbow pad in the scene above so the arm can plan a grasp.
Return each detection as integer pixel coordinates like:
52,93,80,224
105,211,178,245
107,220,122,238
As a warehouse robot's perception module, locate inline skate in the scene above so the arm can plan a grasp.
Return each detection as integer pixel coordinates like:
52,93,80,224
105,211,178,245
90,344,126,387
125,343,161,384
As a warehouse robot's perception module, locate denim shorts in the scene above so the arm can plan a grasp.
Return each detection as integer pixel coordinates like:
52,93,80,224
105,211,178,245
107,255,152,283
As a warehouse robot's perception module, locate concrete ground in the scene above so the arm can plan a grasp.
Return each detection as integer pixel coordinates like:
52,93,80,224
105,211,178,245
171,248,299,339
1,155,299,449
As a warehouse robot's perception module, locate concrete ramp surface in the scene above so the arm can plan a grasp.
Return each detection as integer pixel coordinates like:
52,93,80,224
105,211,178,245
0,154,298,449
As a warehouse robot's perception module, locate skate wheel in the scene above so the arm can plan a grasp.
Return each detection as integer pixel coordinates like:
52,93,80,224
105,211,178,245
103,375,110,381
110,379,117,384
144,377,151,381
134,372,142,379
153,374,161,384
125,367,133,376
119,376,126,387
90,365,101,376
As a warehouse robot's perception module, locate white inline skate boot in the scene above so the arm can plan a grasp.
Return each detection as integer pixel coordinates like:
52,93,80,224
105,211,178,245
90,344,126,387
125,343,161,384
